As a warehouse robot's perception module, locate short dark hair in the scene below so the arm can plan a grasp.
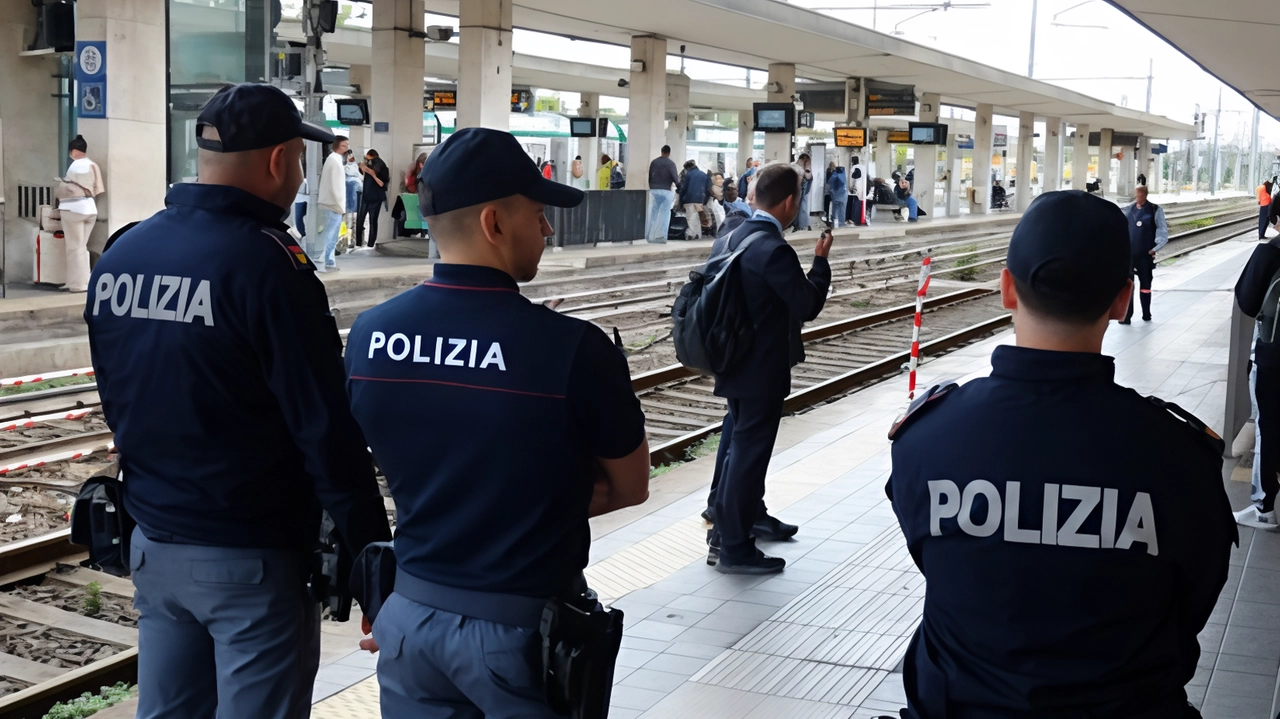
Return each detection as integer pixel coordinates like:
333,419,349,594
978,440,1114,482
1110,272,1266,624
69,135,87,153
684,160,696,170
1013,276,1117,325
724,181,739,202
332,135,348,152
661,145,671,154
753,163,802,208
601,153,611,163
365,149,379,158
851,156,859,165
798,152,810,162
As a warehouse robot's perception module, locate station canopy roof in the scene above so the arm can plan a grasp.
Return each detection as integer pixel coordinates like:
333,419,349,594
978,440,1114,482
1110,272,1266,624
420,0,1193,139
1103,1,1280,121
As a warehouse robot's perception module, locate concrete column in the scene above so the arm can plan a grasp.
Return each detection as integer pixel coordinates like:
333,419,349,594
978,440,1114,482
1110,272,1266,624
579,93,600,190
915,93,940,217
457,0,512,130
945,130,961,217
835,78,862,171
874,129,891,181
1072,123,1089,190
737,110,754,176
372,0,424,241
764,63,795,164
665,73,690,164
1099,128,1113,195
1015,111,1034,211
625,35,666,190
75,0,168,247
972,103,994,214
1137,136,1151,188
1044,116,1063,192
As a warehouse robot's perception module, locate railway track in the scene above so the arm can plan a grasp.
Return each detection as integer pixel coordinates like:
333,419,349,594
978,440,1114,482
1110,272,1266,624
0,197,1257,717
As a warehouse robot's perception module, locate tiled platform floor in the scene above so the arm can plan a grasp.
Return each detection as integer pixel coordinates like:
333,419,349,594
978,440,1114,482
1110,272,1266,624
307,230,1270,718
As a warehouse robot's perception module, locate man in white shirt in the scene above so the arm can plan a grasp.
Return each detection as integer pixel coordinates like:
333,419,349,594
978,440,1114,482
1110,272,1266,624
318,135,349,271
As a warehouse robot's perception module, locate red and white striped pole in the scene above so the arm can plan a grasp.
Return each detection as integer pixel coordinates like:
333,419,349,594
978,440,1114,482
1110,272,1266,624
908,254,932,400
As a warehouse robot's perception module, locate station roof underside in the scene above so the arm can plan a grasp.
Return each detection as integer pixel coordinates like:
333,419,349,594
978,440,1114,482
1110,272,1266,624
1103,1,1280,121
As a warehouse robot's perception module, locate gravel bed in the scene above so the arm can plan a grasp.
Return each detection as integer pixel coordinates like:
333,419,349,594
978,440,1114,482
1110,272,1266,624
8,574,138,629
0,412,109,451
0,616,123,673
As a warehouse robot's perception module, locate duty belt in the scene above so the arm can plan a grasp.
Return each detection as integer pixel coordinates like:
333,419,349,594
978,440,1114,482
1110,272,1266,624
394,567,547,630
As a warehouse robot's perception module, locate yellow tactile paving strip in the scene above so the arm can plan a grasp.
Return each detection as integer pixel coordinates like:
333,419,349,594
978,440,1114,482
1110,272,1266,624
311,676,380,718
585,516,709,604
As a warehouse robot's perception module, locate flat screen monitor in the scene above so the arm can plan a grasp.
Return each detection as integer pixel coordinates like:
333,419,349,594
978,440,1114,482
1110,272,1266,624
753,103,795,133
335,98,369,126
569,118,596,138
834,127,866,148
909,122,947,145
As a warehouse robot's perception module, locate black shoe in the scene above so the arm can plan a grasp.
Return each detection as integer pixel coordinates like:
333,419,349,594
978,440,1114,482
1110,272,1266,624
701,506,716,523
706,529,720,566
1142,315,1152,322
752,515,799,542
715,549,786,575
1118,319,1132,325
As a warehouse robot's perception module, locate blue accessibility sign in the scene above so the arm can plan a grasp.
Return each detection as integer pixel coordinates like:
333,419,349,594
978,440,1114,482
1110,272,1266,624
75,41,107,119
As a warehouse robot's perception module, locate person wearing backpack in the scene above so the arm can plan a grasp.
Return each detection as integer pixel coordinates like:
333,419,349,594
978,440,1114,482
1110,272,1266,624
828,166,847,228
706,163,832,574
1234,237,1280,530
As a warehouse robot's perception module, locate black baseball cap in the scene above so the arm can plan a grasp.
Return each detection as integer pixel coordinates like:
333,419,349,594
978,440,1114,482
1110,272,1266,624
418,127,584,216
196,83,335,153
1007,190,1130,311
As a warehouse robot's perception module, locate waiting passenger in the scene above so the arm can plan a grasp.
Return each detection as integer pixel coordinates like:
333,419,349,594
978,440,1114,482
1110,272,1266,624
895,177,919,222
991,179,1009,209
345,128,649,717
678,159,712,240
1233,234,1280,531
887,190,1235,718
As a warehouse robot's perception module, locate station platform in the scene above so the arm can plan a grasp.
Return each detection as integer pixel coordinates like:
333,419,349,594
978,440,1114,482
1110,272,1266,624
302,218,1274,717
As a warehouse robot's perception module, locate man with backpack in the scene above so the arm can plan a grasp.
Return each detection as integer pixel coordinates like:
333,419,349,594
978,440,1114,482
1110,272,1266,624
705,163,832,574
1234,237,1280,530
828,166,847,228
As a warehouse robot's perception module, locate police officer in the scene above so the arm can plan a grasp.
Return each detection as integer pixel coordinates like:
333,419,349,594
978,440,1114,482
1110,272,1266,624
345,127,650,717
1120,184,1169,324
887,190,1235,718
83,84,392,719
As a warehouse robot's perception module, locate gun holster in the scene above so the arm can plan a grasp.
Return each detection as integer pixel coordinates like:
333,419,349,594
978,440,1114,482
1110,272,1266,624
311,511,354,621
350,541,397,624
68,461,134,577
540,589,625,719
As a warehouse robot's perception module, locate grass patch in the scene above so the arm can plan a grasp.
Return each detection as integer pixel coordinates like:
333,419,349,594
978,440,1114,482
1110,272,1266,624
649,433,722,479
82,582,102,618
1176,217,1214,231
0,375,96,398
849,300,871,309
43,683,134,719
953,244,981,282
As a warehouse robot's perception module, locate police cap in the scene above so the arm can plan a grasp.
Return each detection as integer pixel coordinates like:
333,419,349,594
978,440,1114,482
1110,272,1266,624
1006,190,1129,312
196,83,335,153
418,127,584,216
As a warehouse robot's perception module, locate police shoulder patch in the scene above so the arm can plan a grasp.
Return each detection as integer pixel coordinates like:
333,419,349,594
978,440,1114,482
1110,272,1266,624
887,381,959,441
1146,395,1225,456
260,229,315,271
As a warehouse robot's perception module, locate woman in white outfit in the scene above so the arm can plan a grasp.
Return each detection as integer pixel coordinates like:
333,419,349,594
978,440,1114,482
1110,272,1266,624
57,135,105,293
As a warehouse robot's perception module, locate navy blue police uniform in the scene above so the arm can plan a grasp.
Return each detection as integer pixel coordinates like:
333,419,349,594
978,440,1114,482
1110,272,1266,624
710,201,831,572
886,191,1235,719
1122,199,1169,323
1234,239,1280,519
345,127,646,718
83,84,392,719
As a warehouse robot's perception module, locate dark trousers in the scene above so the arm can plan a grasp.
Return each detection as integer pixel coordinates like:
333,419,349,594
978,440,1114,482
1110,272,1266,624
357,198,384,248
849,197,865,226
1258,365,1280,513
294,202,306,238
1262,205,1271,239
713,398,784,560
1125,254,1154,321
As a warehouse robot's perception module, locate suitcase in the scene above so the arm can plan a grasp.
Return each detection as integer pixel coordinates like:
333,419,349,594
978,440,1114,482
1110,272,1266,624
668,212,689,241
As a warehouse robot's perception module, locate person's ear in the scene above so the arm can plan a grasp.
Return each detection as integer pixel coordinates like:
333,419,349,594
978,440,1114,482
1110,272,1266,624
478,204,503,248
1108,280,1134,321
1000,268,1018,311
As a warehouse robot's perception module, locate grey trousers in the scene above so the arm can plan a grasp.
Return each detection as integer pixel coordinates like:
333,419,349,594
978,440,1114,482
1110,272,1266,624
130,527,320,719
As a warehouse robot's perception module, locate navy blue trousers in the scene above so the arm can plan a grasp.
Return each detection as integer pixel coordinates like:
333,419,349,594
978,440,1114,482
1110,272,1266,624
713,398,784,560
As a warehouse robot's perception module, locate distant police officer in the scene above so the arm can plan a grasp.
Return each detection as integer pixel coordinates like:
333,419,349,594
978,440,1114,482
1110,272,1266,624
345,127,650,718
84,84,392,719
1120,184,1169,324
887,191,1235,718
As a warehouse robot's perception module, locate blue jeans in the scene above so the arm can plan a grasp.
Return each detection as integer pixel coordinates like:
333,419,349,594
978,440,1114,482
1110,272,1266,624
293,202,306,238
320,209,342,266
130,528,319,719
346,177,361,213
647,189,674,243
374,592,560,718
831,198,847,228
905,196,919,221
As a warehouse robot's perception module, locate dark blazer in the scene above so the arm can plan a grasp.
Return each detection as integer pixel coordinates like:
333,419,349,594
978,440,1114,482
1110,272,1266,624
678,167,711,205
713,216,831,399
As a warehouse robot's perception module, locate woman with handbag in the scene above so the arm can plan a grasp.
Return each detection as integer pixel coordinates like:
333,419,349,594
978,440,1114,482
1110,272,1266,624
55,135,105,293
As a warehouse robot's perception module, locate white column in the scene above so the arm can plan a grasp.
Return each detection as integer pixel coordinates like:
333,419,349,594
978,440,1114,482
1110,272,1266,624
945,130,961,217
371,0,425,241
665,73,690,163
874,129,891,181
764,63,795,164
1137,136,1151,188
1072,123,1089,190
1044,116,1062,192
835,78,861,171
1099,127,1113,195
75,0,168,246
457,0,512,130
915,93,940,217
1015,111,1034,211
625,35,666,190
972,103,994,214
579,93,599,190
737,110,754,176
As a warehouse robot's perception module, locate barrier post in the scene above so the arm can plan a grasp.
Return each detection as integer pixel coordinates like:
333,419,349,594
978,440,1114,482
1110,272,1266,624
908,253,932,400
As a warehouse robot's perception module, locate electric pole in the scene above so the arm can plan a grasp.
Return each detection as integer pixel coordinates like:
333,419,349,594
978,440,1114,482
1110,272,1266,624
1027,0,1038,78
1145,59,1152,113
303,0,327,262
1210,86,1222,195
1251,107,1261,189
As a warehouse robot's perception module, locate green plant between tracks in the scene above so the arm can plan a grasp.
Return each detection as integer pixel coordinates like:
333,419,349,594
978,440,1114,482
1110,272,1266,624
953,244,981,281
82,581,102,617
42,682,133,719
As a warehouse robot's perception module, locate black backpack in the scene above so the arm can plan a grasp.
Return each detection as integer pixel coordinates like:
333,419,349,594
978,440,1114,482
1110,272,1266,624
69,462,134,577
1257,239,1280,343
672,231,765,374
